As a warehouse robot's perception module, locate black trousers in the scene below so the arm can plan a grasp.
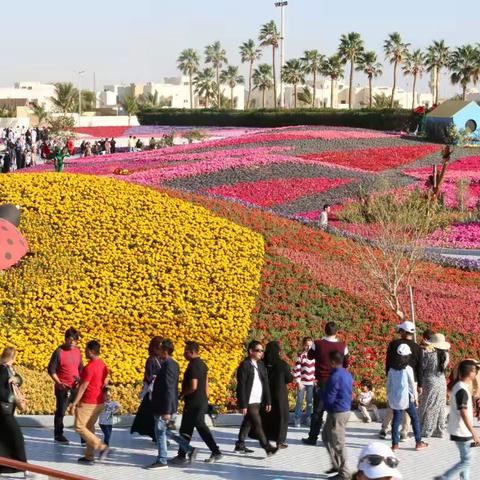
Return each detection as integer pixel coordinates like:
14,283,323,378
308,381,327,441
0,412,27,473
177,403,220,457
54,388,77,438
238,403,269,450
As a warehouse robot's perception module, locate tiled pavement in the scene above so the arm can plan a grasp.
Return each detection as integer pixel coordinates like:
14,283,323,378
13,422,480,480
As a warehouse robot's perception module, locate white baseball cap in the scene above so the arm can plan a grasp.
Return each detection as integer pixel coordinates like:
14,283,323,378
397,343,412,356
358,442,402,479
397,321,415,334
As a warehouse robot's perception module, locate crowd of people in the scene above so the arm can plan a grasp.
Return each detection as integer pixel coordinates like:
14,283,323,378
0,321,478,479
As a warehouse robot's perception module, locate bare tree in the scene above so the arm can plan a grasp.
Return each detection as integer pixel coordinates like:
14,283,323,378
351,189,436,321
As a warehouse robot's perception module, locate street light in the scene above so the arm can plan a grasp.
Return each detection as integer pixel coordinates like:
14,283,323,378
275,1,288,108
76,70,85,127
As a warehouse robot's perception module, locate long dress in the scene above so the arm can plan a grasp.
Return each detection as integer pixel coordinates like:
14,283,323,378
262,360,293,445
131,356,162,440
0,365,27,473
418,350,449,437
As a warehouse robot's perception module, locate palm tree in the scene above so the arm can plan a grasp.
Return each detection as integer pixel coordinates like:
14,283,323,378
32,103,49,126
220,66,244,108
281,59,306,109
356,51,383,108
403,49,425,109
252,64,273,108
120,95,138,125
177,48,200,109
425,40,450,105
51,82,77,114
259,20,280,108
302,50,325,108
338,32,365,109
321,55,344,108
373,93,400,109
205,41,228,109
297,86,313,107
77,90,96,112
194,68,216,108
239,40,262,109
450,45,480,100
384,32,410,108
138,91,160,109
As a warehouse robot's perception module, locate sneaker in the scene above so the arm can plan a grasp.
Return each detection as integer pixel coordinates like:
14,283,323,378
187,447,198,464
325,467,339,475
77,457,94,465
391,444,399,451
301,437,317,445
400,433,408,442
98,447,113,461
146,461,168,469
415,441,429,451
204,452,223,464
266,447,278,457
54,435,70,445
234,442,254,454
378,430,387,439
294,422,301,428
277,443,288,449
169,455,188,465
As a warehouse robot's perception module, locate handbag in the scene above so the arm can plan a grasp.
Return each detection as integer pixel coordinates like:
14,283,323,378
0,401,14,415
12,382,27,413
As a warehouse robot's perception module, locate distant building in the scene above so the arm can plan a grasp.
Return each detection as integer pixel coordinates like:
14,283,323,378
0,81,56,115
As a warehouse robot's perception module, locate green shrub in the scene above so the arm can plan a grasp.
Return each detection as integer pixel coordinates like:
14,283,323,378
138,108,413,131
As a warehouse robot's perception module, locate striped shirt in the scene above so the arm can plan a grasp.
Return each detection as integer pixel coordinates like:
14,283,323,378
294,351,316,385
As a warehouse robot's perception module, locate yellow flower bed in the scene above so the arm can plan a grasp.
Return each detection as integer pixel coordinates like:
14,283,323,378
0,173,264,412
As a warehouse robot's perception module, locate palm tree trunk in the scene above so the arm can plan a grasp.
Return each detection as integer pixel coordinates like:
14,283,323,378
294,84,298,109
262,89,266,109
216,66,221,108
412,73,417,110
349,61,354,109
189,72,193,109
312,70,317,108
462,85,467,101
205,95,209,109
435,67,440,105
369,76,373,108
272,46,277,108
231,87,234,109
247,62,253,109
330,78,334,108
390,61,398,108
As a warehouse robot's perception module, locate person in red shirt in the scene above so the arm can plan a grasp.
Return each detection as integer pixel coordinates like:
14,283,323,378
48,327,83,444
302,321,349,447
71,340,110,464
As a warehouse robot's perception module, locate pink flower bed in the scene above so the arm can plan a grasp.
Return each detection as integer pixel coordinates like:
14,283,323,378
435,181,480,209
206,178,353,207
300,145,441,172
429,222,480,249
404,156,480,181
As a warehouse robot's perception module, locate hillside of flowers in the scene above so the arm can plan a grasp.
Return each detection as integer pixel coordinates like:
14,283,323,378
0,174,264,413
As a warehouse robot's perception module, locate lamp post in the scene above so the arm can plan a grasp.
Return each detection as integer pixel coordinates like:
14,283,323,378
275,1,288,108
77,70,85,127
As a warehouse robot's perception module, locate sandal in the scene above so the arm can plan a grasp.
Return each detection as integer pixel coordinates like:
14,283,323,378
415,441,429,450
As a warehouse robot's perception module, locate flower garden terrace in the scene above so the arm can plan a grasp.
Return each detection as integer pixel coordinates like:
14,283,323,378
4,125,480,412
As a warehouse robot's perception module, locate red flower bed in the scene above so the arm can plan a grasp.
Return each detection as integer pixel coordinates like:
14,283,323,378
300,145,441,172
74,126,130,138
206,177,353,207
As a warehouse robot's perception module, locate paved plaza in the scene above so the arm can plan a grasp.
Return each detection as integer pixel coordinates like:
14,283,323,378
11,422,480,480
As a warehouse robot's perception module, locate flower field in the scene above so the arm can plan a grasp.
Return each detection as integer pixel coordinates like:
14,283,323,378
3,125,480,412
0,174,264,412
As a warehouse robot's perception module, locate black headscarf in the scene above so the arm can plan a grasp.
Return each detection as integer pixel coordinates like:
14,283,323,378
264,341,281,368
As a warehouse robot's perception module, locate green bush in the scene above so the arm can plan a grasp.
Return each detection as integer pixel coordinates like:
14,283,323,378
138,108,413,131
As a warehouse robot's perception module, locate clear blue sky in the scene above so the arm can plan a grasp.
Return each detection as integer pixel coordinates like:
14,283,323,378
5,0,478,96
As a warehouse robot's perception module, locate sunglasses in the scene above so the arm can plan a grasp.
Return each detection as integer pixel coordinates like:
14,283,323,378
360,454,399,469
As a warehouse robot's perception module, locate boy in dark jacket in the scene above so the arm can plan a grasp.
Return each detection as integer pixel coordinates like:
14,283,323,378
235,340,277,456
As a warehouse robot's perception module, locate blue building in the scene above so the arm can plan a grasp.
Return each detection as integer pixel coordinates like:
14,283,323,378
425,100,480,142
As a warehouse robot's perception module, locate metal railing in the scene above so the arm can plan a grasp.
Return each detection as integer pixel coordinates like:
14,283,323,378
0,457,94,480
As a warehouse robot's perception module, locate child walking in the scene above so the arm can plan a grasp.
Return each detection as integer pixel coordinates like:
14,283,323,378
386,344,428,451
357,379,379,423
98,387,120,446
435,359,480,480
293,337,315,427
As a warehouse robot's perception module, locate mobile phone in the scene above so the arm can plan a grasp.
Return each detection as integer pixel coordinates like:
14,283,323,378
470,442,479,448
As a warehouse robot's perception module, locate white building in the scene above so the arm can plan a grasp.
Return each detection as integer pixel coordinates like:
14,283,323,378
0,81,56,114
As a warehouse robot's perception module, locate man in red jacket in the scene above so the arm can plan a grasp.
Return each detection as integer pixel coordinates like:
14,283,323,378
302,322,349,446
48,327,84,444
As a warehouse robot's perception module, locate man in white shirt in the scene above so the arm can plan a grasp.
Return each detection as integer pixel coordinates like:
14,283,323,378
235,340,277,456
319,204,331,228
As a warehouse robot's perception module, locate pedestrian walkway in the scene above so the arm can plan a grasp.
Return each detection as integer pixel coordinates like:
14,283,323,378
15,422,480,479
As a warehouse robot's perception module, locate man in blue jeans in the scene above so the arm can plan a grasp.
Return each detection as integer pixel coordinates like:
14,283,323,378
435,360,480,480
146,340,198,469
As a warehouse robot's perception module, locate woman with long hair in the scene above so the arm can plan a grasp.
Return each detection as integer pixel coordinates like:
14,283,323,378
261,341,293,449
131,336,163,440
419,333,450,437
0,347,27,473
